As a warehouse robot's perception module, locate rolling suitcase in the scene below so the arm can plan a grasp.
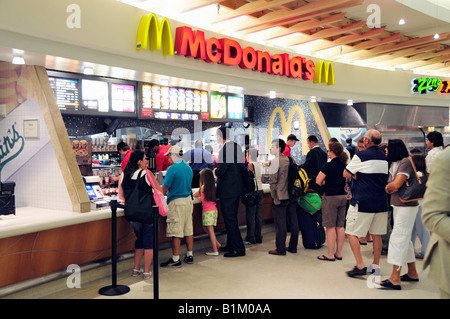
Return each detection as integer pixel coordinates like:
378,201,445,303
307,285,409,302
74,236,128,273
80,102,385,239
299,208,325,249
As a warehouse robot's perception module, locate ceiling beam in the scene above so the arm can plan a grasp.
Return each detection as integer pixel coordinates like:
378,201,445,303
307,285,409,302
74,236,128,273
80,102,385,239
247,12,347,42
281,20,366,47
400,55,450,70
179,0,224,13
211,0,296,23
218,0,363,32
361,44,442,64
308,26,386,52
377,46,450,67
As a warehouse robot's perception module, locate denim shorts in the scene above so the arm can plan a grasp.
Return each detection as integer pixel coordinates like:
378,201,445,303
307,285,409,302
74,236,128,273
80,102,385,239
130,221,154,249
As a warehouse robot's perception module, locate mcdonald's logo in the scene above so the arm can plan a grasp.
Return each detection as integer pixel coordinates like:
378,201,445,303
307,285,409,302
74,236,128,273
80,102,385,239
314,60,335,85
135,14,336,85
266,106,309,155
136,13,174,56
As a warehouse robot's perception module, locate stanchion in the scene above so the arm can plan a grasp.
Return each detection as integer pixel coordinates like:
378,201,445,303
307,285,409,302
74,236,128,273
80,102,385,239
153,205,159,299
98,199,130,296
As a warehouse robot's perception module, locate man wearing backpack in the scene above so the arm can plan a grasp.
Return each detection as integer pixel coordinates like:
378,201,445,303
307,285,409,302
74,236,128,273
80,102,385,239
267,139,290,255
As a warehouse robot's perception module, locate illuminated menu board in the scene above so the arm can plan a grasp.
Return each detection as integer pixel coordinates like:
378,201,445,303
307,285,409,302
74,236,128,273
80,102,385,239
210,94,227,119
227,95,243,120
139,83,209,120
48,77,80,111
81,79,109,112
111,83,135,113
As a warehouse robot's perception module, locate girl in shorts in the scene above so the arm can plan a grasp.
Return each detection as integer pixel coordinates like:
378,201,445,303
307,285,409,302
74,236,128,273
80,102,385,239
193,168,221,255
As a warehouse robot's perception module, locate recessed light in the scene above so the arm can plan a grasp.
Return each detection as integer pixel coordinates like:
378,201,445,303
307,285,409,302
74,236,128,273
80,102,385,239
12,56,25,65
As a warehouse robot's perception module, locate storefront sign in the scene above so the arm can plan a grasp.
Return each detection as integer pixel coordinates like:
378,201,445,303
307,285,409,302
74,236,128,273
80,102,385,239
0,122,25,172
136,14,335,85
411,77,449,94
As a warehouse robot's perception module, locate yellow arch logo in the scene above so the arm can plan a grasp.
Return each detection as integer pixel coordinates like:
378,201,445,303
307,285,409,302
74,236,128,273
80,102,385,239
136,13,174,56
266,106,309,155
314,60,335,85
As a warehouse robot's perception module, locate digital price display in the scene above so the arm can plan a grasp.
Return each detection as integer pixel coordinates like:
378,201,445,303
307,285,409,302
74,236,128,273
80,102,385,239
227,95,243,120
81,79,109,112
48,77,80,111
210,94,227,119
111,83,135,113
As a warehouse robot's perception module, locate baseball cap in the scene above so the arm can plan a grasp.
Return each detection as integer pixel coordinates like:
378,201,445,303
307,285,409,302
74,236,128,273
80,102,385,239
164,145,183,156
287,134,299,141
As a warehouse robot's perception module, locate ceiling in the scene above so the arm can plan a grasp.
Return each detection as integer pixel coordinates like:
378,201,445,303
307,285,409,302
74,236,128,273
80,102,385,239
119,0,450,77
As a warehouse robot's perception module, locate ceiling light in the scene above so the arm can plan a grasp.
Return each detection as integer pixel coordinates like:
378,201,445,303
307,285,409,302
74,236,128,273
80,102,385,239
434,33,440,39
347,100,353,106
83,66,94,75
269,91,276,99
310,96,316,103
12,56,25,65
160,78,169,86
219,86,226,93
398,18,405,25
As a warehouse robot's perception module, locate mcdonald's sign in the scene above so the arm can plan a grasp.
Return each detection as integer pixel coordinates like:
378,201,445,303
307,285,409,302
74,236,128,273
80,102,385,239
136,14,335,85
136,13,174,56
314,60,335,85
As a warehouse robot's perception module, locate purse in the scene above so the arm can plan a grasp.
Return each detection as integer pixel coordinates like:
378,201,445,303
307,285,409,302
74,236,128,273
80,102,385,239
124,170,154,224
298,191,322,215
146,169,168,217
241,163,259,206
397,157,427,203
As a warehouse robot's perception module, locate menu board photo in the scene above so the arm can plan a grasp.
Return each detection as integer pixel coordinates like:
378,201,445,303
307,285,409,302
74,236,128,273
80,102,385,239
210,94,227,119
111,83,135,113
227,95,243,120
48,77,80,111
81,79,109,112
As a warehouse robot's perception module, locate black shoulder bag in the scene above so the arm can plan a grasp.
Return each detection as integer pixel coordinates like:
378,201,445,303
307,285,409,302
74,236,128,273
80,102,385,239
124,170,154,224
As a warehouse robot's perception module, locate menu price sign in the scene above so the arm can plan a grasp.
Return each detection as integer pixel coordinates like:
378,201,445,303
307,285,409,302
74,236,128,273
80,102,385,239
111,83,135,113
81,79,109,112
48,77,80,111
227,96,243,120
210,94,227,119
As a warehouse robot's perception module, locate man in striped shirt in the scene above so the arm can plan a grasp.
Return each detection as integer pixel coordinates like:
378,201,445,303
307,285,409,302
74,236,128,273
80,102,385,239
343,129,389,278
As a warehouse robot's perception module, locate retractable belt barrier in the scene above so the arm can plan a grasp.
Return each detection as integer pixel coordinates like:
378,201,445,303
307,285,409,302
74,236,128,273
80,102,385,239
99,199,160,299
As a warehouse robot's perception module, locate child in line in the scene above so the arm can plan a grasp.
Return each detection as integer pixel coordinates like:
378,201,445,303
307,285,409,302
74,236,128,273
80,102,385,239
193,168,221,255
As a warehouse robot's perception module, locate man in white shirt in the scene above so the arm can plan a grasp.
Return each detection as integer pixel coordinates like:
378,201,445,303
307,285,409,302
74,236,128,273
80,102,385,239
425,131,444,174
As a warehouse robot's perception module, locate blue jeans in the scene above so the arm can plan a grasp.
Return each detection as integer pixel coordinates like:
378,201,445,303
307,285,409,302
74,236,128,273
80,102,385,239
411,205,430,256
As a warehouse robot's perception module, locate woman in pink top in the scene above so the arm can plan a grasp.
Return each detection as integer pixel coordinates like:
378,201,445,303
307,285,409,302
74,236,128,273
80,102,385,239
193,168,221,255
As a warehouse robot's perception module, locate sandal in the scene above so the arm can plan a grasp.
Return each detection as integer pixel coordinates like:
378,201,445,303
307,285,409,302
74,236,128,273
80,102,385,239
131,269,142,277
143,272,152,280
317,255,335,261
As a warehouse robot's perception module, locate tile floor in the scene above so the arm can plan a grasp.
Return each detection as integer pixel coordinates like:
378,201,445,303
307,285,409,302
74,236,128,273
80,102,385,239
7,223,439,301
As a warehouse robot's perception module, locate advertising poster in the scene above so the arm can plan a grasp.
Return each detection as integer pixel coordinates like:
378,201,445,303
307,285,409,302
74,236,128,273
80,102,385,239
210,94,226,119
111,83,135,113
81,79,109,112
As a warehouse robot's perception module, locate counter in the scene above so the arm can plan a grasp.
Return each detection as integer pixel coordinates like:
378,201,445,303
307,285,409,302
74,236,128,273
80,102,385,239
0,184,273,289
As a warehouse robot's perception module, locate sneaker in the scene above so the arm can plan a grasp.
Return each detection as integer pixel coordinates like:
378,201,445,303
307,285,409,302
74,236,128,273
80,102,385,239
184,255,194,264
346,266,367,278
160,258,182,268
205,250,219,256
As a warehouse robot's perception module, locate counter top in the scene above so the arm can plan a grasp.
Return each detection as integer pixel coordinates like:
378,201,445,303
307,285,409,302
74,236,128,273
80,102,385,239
0,184,271,240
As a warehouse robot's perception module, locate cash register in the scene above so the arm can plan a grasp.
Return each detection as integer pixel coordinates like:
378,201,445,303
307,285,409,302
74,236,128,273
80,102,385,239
84,176,110,209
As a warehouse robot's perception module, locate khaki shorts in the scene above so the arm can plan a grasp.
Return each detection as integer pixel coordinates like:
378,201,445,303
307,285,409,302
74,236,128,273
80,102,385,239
345,204,387,237
166,196,194,238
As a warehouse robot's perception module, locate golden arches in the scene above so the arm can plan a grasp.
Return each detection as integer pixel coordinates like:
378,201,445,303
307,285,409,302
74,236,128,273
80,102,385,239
136,13,174,56
266,106,309,155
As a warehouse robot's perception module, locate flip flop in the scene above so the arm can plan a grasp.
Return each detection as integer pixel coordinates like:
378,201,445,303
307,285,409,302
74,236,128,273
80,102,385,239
334,255,343,260
317,255,335,261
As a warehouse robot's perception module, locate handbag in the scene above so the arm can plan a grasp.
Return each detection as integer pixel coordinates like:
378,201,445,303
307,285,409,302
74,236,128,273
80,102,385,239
146,169,168,217
397,157,427,203
241,163,259,206
124,170,154,224
298,191,322,215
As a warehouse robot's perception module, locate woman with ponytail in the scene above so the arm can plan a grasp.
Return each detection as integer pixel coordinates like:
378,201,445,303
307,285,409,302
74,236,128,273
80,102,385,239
315,142,348,261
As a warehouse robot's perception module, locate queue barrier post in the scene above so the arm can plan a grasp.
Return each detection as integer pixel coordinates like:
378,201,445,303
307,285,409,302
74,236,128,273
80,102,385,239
98,199,130,296
152,205,159,300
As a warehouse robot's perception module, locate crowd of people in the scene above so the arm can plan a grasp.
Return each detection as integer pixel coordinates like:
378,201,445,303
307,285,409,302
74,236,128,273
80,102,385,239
117,127,449,298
